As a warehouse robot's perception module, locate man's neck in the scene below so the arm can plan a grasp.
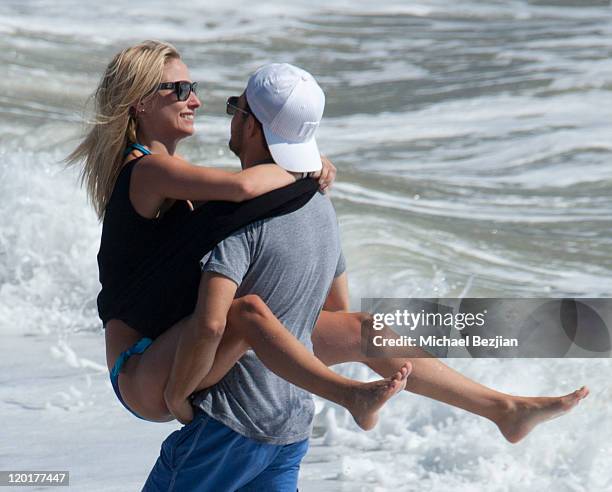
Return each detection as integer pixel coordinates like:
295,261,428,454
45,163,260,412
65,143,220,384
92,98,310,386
240,149,303,180
246,158,276,167
240,148,274,169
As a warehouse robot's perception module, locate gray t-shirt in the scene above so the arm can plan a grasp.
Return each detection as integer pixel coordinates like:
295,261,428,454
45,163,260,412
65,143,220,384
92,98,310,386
192,191,345,445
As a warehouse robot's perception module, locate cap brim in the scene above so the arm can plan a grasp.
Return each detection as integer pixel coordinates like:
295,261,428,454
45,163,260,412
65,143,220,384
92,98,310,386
263,126,322,173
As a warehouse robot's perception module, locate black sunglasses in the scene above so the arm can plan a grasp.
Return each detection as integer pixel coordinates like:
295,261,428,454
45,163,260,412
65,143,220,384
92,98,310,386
158,81,198,101
226,96,251,116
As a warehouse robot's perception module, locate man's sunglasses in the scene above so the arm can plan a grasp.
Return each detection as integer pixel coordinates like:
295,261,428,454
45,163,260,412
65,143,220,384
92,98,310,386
157,81,198,101
226,96,251,116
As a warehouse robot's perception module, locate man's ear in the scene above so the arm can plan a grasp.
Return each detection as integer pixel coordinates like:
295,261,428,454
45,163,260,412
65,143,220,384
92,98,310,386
246,115,262,139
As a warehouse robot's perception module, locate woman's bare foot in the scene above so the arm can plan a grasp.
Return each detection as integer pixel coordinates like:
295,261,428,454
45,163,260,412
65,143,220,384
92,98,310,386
347,362,412,431
496,386,590,443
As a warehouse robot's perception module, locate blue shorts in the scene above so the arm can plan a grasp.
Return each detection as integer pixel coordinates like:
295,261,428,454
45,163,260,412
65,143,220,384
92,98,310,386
109,337,154,420
143,409,309,492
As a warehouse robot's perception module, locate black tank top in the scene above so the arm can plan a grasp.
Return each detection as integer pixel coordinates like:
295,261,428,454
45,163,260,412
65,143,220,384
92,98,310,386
97,156,318,338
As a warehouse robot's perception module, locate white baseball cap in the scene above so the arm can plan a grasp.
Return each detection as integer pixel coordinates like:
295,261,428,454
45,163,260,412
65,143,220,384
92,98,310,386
246,63,324,173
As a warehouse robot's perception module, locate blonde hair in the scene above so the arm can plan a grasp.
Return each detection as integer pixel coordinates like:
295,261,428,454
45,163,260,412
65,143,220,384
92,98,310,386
67,40,181,220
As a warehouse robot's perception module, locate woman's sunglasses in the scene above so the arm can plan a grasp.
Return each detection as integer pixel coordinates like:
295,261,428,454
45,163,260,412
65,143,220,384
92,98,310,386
157,81,198,101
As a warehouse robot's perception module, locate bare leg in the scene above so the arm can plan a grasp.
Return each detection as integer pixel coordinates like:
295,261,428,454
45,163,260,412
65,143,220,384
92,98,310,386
312,311,589,443
105,300,410,430
195,295,411,431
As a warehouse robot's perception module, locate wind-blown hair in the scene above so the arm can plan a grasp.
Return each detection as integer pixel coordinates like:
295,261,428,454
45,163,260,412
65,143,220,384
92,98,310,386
67,40,180,220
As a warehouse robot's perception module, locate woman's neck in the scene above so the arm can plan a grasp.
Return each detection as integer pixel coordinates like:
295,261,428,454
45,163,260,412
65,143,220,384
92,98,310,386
136,132,178,156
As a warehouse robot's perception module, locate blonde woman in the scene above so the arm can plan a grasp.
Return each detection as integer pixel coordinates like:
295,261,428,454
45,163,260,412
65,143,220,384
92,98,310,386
69,40,411,429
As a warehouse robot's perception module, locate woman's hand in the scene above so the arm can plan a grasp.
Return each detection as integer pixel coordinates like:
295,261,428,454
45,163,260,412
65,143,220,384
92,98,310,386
314,155,336,193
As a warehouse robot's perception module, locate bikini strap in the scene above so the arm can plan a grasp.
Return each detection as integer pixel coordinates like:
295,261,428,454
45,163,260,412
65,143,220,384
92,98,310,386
123,142,152,157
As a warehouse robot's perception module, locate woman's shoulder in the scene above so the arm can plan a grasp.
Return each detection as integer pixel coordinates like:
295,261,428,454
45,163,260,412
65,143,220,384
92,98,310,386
130,152,183,172
128,153,192,192
120,154,150,176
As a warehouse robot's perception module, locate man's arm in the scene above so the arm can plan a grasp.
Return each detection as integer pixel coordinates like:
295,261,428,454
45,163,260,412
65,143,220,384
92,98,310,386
322,272,349,312
165,221,254,423
314,271,362,366
164,272,239,424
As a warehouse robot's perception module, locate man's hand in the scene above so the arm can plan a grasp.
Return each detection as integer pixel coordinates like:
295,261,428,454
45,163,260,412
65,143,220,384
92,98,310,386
164,389,195,425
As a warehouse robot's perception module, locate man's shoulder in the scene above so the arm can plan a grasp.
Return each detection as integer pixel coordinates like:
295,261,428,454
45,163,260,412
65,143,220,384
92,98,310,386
216,192,336,247
261,191,335,227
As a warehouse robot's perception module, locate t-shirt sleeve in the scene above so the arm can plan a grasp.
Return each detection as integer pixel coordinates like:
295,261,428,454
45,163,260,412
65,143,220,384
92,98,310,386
334,249,346,278
201,225,252,286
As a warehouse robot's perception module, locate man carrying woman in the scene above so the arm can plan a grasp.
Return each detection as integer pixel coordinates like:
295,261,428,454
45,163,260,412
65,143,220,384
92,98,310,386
69,41,588,492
